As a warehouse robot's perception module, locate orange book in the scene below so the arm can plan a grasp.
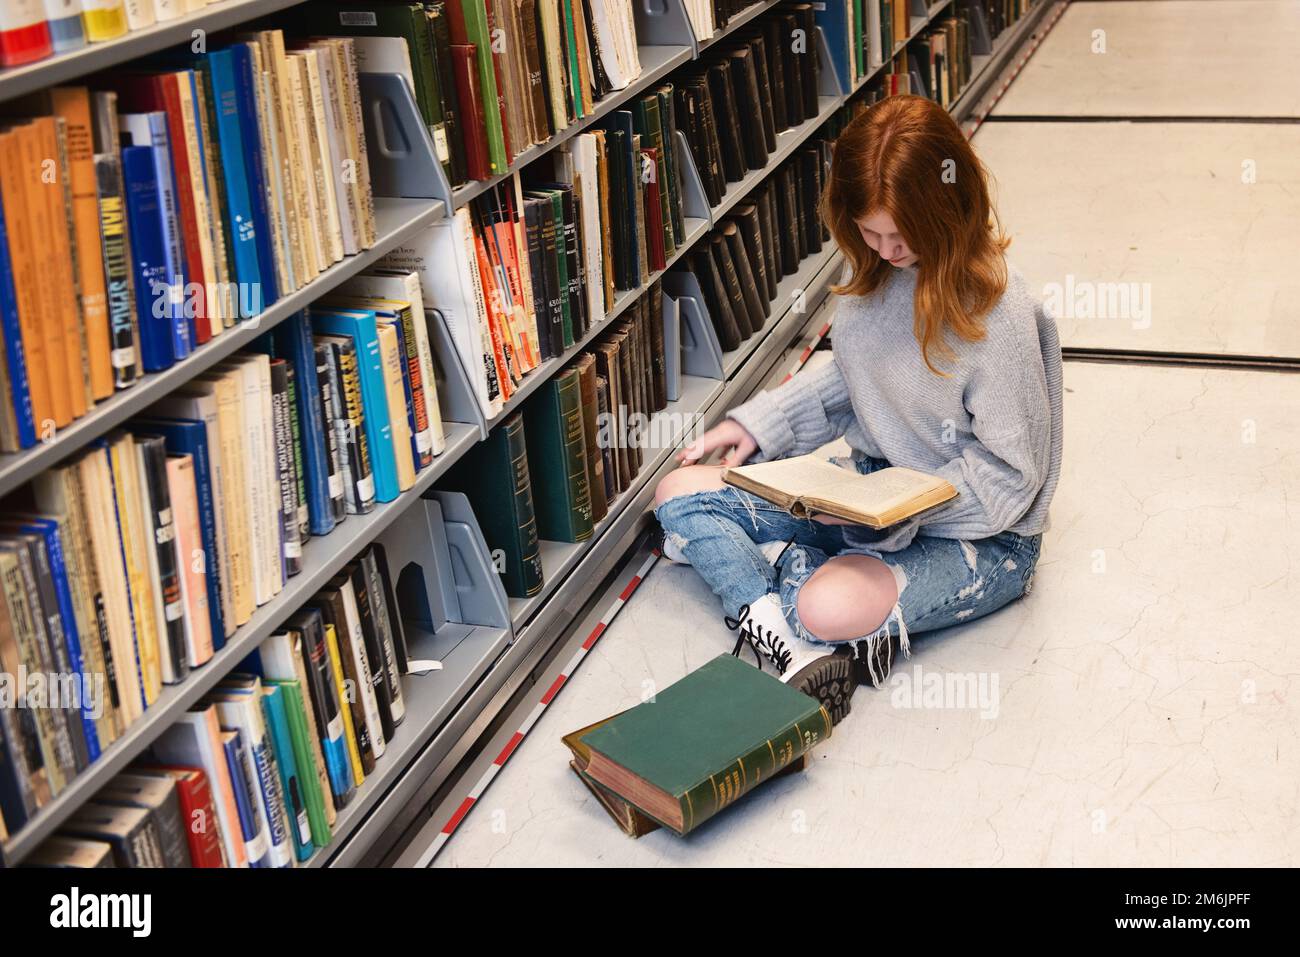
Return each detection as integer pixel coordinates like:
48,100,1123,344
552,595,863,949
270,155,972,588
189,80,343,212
0,128,53,431
165,453,213,668
35,115,91,419
51,88,114,402
15,122,72,429
472,230,516,401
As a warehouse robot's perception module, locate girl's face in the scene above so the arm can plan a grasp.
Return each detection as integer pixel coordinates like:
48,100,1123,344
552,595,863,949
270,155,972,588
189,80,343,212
856,210,918,268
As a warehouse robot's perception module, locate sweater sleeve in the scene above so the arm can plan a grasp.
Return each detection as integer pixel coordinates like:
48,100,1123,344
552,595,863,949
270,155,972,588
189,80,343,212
725,358,856,462
922,337,1053,538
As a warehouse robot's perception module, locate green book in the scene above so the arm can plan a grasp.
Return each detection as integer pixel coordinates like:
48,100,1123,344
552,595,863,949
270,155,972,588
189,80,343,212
266,679,332,849
522,367,592,543
442,412,544,598
560,0,583,120
575,655,832,835
526,189,572,347
456,0,508,173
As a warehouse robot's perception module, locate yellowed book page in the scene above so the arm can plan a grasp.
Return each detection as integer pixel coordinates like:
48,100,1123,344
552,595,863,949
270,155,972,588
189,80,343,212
726,458,954,526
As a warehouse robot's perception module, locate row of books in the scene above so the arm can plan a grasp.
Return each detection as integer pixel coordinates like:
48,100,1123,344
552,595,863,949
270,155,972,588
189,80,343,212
295,1,644,188
382,83,686,420
0,279,448,839
19,541,411,866
676,2,822,210
0,0,220,67
677,136,830,352
683,0,767,44
0,27,379,453
443,283,665,598
819,0,1032,93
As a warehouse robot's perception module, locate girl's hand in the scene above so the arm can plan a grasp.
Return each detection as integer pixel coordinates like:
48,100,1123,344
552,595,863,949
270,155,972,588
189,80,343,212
677,420,759,468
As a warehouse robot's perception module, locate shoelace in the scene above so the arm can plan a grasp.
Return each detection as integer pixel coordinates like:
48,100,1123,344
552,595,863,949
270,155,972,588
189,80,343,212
724,604,793,673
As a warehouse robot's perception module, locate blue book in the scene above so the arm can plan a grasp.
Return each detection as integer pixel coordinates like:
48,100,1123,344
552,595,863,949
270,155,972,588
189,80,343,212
227,43,279,307
120,111,191,359
814,2,853,92
0,193,36,448
43,1,86,53
220,728,271,868
5,515,100,763
310,309,399,503
260,684,314,861
121,145,176,373
129,417,227,649
207,48,265,318
256,310,336,536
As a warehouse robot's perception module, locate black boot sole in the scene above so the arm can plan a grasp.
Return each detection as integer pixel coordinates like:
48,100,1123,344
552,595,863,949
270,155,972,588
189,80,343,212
851,633,897,689
785,654,857,726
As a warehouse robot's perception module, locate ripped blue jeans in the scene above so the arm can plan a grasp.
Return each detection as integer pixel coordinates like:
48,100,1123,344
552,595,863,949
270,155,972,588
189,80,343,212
653,455,1042,684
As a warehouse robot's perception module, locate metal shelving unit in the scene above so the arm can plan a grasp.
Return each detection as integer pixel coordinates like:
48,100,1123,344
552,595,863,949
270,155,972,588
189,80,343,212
0,0,1049,868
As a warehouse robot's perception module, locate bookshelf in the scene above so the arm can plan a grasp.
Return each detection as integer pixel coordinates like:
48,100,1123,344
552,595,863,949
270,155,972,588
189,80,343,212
0,0,1053,867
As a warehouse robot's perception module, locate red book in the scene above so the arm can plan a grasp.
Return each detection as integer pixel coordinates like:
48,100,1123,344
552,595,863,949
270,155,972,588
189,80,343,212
641,150,666,272
135,765,228,867
0,0,51,67
451,44,491,180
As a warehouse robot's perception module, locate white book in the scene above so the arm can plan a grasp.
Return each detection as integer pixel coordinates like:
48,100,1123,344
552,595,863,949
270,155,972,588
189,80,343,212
572,134,606,328
868,0,884,69
251,354,282,597
212,677,296,868
310,41,360,257
151,0,180,21
299,47,346,265
284,55,327,280
122,0,154,30
379,210,501,419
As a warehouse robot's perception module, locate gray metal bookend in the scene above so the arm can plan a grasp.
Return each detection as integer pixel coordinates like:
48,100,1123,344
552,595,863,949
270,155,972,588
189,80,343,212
969,4,993,55
815,26,845,98
673,128,712,225
430,490,511,633
427,308,488,439
358,72,453,207
635,0,699,53
663,270,725,379
661,289,683,401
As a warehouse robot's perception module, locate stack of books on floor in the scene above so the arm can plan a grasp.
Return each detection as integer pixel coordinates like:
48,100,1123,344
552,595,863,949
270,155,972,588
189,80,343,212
0,27,378,453
440,282,665,598
296,0,644,188
13,541,411,866
0,276,448,840
676,2,821,211
562,654,828,837
676,135,830,353
380,87,685,419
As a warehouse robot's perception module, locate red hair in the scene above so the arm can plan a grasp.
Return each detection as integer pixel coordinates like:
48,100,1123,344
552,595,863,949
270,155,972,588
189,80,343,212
821,95,1011,375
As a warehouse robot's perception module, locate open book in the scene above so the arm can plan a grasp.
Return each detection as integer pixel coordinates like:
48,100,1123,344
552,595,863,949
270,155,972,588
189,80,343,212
723,455,958,528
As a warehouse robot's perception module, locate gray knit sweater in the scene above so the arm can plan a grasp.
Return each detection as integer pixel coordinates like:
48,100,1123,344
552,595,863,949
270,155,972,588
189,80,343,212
727,260,1063,554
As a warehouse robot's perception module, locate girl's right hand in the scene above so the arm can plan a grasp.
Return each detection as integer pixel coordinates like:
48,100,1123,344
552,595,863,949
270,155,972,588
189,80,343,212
677,419,759,468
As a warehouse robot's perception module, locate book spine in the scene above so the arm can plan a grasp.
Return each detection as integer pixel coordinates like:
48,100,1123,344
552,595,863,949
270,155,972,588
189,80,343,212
269,360,303,579
312,341,349,523
678,707,831,833
330,337,377,514
136,434,188,684
283,362,311,544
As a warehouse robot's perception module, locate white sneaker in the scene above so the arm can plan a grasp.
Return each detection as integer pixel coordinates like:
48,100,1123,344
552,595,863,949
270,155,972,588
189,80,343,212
726,594,856,725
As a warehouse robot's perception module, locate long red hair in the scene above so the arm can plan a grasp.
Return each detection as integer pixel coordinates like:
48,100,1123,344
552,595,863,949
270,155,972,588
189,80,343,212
822,95,1011,375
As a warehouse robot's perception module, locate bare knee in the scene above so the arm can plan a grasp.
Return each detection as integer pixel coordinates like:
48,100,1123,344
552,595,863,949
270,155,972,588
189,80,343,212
796,555,899,642
654,465,728,506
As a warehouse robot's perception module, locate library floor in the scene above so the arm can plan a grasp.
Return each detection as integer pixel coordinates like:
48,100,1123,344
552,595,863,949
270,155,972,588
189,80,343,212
414,1,1300,867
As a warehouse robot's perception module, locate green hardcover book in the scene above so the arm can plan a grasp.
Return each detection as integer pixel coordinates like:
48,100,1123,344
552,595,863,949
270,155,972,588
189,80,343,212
522,367,592,543
450,0,508,173
853,0,865,77
266,679,332,849
527,189,572,347
559,0,583,120
632,94,673,259
655,85,684,250
443,411,544,597
574,655,832,835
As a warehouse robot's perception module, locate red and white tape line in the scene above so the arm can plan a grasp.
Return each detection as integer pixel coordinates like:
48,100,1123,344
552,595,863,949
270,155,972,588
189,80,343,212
966,2,1067,138
414,548,662,867
780,319,835,384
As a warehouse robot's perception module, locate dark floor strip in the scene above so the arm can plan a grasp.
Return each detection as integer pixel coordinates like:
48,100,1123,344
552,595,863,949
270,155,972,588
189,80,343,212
1062,347,1300,372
